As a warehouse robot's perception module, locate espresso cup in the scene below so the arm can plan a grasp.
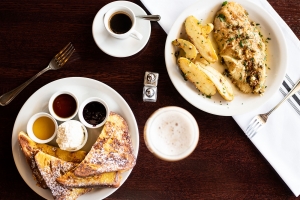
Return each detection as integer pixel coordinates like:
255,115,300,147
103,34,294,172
104,6,143,40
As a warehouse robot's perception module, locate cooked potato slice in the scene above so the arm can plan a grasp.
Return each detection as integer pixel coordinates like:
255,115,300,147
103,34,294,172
175,49,186,65
185,16,218,63
201,23,214,34
177,57,217,96
172,39,197,60
194,54,210,66
197,65,234,101
176,48,186,59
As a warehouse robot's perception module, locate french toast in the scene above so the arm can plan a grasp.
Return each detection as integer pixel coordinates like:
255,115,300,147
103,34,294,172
74,112,136,177
34,151,92,200
18,131,87,188
56,170,121,188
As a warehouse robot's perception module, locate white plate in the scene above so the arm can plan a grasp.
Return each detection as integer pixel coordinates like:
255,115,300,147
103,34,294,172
11,77,139,200
164,0,287,116
92,1,151,57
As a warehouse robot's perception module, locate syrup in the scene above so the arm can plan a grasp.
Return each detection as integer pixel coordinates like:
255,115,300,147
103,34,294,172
53,94,77,118
33,116,55,140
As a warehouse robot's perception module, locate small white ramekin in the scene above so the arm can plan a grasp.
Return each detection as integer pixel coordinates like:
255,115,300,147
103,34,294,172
48,91,79,122
78,97,110,129
56,120,88,151
27,112,58,144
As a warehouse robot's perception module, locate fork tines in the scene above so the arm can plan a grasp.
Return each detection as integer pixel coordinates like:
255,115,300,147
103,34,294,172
245,117,263,139
55,42,75,66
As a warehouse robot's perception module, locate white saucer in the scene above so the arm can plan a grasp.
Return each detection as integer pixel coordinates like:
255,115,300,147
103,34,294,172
92,1,151,57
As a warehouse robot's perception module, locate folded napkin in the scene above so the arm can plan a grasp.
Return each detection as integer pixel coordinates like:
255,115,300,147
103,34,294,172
140,0,300,196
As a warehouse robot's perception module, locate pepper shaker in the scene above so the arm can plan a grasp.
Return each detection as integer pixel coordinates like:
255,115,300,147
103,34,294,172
143,71,159,102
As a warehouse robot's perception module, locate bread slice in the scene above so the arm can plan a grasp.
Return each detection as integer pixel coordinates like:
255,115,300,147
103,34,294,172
34,151,92,200
74,112,136,177
56,169,121,188
18,131,87,188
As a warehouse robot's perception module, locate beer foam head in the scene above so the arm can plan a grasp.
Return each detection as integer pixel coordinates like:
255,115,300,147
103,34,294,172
144,106,199,161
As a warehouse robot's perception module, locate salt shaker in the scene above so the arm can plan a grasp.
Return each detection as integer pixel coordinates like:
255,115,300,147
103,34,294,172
143,71,159,102
143,86,157,102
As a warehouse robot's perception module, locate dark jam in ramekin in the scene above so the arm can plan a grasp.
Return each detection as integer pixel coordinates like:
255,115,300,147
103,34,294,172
82,101,106,126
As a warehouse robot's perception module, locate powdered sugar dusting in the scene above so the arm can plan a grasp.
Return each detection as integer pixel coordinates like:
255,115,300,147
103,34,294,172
75,112,136,176
35,152,90,199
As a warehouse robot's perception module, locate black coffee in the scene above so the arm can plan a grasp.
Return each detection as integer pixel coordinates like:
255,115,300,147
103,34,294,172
109,12,132,34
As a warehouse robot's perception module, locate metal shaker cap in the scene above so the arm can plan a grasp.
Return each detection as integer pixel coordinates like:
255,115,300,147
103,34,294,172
144,71,159,87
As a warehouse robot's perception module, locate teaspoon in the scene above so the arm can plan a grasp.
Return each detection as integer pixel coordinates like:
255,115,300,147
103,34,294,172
136,15,161,21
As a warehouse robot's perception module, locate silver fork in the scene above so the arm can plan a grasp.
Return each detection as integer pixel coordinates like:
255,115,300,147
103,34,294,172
246,78,300,138
0,42,75,106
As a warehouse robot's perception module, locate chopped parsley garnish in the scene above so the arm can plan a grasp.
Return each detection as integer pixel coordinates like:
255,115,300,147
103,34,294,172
222,1,228,6
239,40,244,47
227,37,234,42
217,14,226,22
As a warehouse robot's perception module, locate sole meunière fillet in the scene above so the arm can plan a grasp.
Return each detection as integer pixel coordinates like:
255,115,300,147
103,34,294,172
213,2,267,94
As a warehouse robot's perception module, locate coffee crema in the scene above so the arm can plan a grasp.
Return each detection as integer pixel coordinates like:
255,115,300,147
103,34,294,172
109,12,132,34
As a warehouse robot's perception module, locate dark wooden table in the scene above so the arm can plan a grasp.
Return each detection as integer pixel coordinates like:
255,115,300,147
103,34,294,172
0,0,299,199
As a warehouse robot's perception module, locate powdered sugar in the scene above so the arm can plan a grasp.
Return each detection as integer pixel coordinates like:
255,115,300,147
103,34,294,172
74,112,136,176
35,152,92,199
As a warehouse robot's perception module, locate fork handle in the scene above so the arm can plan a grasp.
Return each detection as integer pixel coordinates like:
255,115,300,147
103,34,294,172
0,66,51,106
266,78,300,116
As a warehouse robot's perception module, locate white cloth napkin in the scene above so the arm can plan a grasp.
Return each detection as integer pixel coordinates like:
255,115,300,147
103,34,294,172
140,0,300,196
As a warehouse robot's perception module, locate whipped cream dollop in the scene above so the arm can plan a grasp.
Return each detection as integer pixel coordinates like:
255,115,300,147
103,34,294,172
56,120,86,151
